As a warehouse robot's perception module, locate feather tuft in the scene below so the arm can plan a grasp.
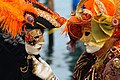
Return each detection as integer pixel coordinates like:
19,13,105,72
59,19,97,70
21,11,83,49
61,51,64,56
0,0,38,37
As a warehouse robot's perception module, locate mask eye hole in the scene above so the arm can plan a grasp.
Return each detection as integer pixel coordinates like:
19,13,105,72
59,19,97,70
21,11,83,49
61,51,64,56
25,14,34,23
85,32,90,36
34,36,39,39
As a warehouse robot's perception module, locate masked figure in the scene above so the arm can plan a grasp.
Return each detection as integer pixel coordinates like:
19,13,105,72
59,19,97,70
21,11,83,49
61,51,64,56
0,0,66,80
63,0,120,80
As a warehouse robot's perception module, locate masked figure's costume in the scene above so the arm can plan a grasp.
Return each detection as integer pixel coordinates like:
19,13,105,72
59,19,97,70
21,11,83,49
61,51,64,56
0,0,66,80
63,0,120,80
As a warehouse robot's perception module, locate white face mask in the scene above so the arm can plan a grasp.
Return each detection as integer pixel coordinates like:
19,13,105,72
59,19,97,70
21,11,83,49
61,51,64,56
84,42,101,53
25,42,44,55
25,29,44,55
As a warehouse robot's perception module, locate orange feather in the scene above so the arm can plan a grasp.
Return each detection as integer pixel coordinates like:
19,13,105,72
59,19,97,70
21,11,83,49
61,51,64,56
84,0,116,16
0,0,38,37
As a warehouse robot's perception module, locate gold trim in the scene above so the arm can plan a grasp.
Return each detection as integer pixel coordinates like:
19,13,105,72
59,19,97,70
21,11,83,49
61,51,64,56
36,22,47,29
20,66,28,73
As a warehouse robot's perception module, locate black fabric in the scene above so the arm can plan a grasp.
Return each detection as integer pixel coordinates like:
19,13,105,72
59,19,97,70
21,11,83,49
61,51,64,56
0,36,42,80
34,16,56,29
26,16,56,30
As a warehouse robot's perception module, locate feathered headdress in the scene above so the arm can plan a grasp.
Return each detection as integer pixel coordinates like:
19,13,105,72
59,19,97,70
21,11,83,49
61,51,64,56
63,0,118,51
77,0,116,16
0,0,38,37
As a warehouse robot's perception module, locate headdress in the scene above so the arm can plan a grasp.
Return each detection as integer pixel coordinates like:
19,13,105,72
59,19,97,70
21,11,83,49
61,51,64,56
64,0,120,50
0,0,67,37
82,0,116,16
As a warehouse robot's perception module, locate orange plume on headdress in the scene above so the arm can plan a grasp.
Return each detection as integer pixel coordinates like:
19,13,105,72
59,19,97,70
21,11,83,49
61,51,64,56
84,0,116,16
0,0,38,37
114,0,120,16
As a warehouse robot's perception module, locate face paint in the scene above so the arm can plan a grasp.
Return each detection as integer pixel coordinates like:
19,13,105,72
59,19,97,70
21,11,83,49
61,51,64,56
25,29,44,55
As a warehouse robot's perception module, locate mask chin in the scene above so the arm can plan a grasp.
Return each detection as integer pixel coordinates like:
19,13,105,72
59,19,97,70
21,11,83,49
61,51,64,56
85,43,101,53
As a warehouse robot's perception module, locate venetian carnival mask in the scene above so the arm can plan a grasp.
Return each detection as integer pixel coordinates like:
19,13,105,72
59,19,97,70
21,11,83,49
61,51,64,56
25,29,44,55
80,28,101,53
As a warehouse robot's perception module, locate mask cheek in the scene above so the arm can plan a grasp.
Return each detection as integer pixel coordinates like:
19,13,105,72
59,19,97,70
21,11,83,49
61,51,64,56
25,42,41,55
